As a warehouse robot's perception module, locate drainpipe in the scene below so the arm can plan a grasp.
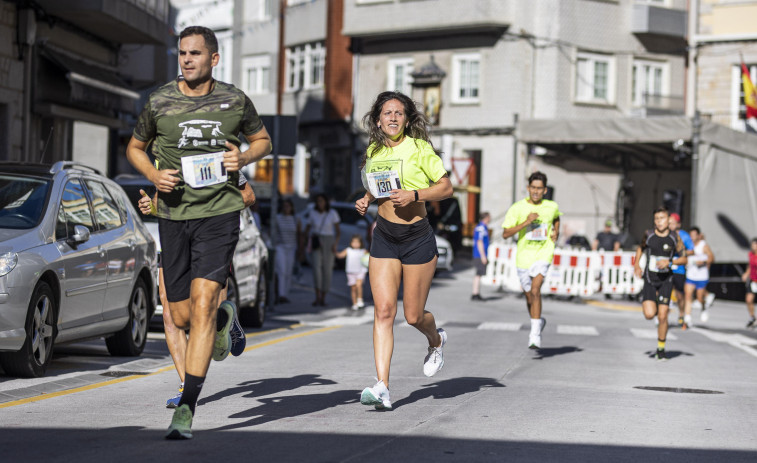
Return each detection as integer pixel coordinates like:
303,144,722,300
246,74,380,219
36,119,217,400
18,7,36,162
690,110,701,225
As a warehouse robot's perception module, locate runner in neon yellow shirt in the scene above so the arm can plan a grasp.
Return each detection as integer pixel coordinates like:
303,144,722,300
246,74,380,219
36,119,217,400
502,171,561,349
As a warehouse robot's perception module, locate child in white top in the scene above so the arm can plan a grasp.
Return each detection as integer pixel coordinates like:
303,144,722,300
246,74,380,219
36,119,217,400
336,234,369,310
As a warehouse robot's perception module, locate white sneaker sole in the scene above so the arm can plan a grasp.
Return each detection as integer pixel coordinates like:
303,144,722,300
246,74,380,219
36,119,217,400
360,387,391,410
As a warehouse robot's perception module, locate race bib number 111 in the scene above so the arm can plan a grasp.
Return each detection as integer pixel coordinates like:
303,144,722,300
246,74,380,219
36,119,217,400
181,151,227,189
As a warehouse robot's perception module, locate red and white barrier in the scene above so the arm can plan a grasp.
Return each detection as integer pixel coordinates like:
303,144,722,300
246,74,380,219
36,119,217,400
484,244,643,297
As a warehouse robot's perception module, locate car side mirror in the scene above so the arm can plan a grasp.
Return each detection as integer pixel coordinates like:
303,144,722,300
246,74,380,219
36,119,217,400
69,225,91,244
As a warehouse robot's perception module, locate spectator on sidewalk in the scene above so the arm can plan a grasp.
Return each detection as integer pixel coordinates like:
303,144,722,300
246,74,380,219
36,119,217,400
471,212,491,301
592,220,621,251
305,193,340,306
336,234,369,310
274,198,300,304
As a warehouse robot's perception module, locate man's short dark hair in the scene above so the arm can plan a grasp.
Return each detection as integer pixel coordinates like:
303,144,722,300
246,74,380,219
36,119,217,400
479,211,490,221
179,26,219,55
528,171,547,186
689,226,701,234
653,206,669,216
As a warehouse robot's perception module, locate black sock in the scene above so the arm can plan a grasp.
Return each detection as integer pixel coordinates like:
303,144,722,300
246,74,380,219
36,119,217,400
178,373,205,414
216,307,229,331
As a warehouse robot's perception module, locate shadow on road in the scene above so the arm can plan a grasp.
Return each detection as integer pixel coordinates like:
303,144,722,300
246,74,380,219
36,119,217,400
198,374,336,406
391,376,505,409
531,346,584,360
645,350,694,360
2,427,756,462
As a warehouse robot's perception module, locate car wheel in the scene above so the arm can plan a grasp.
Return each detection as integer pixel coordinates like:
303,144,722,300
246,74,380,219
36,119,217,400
106,278,149,356
240,266,267,328
0,282,57,378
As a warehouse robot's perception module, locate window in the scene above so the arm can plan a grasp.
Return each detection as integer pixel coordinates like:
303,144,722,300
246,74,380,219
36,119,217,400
245,0,274,21
286,42,326,92
632,59,668,107
451,53,481,104
731,62,757,131
387,58,414,95
57,179,94,238
242,55,271,95
84,180,123,230
575,52,616,104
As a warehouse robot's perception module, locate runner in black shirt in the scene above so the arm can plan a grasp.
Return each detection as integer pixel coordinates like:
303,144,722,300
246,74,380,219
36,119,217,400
634,207,687,360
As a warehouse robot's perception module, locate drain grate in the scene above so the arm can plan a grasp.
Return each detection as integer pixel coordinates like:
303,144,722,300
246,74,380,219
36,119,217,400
634,386,723,394
100,371,150,378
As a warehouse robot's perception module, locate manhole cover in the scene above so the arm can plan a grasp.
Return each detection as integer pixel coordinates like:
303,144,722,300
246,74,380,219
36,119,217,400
100,371,150,377
634,386,723,394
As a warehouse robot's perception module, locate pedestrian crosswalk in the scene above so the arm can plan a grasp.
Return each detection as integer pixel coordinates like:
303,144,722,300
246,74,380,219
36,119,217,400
304,310,686,340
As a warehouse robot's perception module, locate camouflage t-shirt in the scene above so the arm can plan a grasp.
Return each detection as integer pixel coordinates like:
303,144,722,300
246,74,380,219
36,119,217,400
133,79,264,220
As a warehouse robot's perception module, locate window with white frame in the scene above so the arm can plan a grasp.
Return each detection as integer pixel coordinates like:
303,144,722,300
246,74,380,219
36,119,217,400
731,62,757,131
387,58,414,95
632,59,668,107
245,0,274,22
286,42,326,92
575,52,616,104
242,55,271,95
635,0,668,5
451,53,481,104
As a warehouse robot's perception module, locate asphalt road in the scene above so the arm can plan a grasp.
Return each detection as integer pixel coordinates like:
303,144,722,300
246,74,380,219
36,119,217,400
2,257,757,462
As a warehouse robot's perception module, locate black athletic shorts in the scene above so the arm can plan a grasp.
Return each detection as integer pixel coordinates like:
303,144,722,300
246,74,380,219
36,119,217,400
158,211,240,302
672,273,686,293
642,278,673,305
474,259,487,276
746,280,757,295
370,216,438,265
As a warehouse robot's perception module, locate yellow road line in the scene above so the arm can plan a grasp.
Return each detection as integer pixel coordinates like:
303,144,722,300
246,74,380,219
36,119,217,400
585,300,642,312
0,323,338,409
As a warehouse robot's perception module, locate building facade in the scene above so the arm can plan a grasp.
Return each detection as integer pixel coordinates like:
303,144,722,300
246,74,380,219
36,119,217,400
0,0,173,175
344,0,687,243
689,0,757,132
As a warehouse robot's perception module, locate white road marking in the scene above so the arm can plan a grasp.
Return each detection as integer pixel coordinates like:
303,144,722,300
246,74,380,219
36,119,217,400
630,328,677,340
690,327,757,358
557,325,599,336
477,322,522,331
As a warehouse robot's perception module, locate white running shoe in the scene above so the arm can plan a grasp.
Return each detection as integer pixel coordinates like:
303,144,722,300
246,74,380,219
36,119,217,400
529,318,546,349
700,309,710,323
350,304,359,311
653,316,659,326
692,300,703,311
360,380,391,410
423,328,447,377
357,298,365,309
705,292,716,309
684,314,693,328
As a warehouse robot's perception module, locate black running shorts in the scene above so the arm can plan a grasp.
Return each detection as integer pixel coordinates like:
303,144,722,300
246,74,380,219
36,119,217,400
370,216,438,265
642,278,673,305
158,211,240,302
672,273,685,293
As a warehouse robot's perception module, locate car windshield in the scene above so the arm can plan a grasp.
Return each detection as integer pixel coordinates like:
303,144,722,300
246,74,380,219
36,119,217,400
119,184,158,223
0,174,51,229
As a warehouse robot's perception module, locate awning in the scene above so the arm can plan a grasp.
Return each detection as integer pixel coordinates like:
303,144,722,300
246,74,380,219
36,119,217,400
37,46,140,116
518,115,757,261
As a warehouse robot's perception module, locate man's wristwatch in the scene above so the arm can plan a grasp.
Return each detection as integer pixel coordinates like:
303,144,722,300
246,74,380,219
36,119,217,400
414,190,419,201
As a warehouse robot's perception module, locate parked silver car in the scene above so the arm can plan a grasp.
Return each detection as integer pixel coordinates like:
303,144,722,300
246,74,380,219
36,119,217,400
0,162,158,377
115,175,269,327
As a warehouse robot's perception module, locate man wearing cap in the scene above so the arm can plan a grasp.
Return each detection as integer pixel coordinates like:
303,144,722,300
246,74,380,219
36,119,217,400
592,220,621,252
668,213,695,329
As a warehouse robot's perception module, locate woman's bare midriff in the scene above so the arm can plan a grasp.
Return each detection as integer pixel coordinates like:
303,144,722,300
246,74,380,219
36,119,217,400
376,198,427,224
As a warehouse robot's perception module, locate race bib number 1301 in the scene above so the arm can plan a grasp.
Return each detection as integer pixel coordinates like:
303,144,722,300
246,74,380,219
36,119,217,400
364,170,401,198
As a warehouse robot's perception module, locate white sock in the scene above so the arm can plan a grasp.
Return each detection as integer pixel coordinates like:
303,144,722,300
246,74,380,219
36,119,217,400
530,318,541,335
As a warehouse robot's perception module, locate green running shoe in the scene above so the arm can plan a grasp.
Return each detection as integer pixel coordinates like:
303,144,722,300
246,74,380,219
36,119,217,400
165,404,193,440
213,302,234,361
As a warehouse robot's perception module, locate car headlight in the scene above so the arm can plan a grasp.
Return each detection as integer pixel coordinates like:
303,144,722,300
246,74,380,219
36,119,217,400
0,252,18,277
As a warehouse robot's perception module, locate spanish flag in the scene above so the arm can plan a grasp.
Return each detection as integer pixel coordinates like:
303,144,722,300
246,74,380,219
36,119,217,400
743,60,757,119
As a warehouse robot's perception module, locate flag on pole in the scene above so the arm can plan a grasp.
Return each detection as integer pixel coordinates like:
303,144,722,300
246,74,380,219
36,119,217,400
742,60,757,119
